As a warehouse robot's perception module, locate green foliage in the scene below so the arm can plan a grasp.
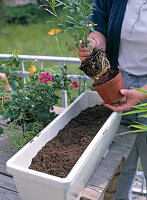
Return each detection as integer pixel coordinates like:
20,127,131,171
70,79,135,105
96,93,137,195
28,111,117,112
0,0,5,27
0,75,11,135
43,0,95,52
7,120,44,151
2,74,61,129
2,64,88,151
0,126,3,135
0,53,23,90
0,76,8,98
5,4,39,24
61,65,88,103
0,22,78,58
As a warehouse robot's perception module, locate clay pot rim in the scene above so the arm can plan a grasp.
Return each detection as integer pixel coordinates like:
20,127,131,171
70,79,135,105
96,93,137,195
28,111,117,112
92,71,122,91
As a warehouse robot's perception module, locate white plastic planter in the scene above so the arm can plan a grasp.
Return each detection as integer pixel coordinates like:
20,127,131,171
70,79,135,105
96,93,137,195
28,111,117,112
6,91,121,200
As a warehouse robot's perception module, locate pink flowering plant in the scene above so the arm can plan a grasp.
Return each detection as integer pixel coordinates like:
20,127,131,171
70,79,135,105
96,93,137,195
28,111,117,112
3,71,62,131
3,65,85,133
1,64,87,150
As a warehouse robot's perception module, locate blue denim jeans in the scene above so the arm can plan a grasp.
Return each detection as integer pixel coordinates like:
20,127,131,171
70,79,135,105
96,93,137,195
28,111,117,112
114,71,147,200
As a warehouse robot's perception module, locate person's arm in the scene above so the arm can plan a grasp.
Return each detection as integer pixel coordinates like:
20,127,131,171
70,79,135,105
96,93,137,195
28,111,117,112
102,84,147,112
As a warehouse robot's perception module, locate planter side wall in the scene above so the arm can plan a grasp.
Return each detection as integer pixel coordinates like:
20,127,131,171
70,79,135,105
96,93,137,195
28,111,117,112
6,91,121,200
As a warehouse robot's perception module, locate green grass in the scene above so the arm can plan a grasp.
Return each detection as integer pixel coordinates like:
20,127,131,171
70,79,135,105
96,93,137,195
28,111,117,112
0,19,82,74
0,22,77,57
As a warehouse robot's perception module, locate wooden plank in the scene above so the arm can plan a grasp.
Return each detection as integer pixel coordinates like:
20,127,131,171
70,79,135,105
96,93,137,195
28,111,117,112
82,186,103,200
0,173,21,200
0,174,17,192
0,133,15,176
0,187,21,200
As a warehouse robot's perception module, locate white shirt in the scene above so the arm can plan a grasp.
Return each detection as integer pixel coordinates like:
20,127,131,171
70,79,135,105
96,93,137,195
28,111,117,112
118,0,147,76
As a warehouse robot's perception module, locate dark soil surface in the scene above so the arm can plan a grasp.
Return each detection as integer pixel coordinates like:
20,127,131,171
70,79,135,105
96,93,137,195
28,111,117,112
29,105,112,178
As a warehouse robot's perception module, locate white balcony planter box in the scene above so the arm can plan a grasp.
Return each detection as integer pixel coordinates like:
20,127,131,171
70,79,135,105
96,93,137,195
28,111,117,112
6,91,121,200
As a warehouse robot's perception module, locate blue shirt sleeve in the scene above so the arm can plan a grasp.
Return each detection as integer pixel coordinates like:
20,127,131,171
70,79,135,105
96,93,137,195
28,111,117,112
89,0,113,37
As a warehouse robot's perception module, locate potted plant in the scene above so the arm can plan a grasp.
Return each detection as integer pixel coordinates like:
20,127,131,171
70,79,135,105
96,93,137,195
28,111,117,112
6,90,122,200
43,0,125,103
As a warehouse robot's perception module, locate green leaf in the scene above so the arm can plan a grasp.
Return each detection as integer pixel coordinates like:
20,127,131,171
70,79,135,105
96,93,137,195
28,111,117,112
70,9,75,14
134,103,147,107
138,113,147,118
51,0,56,8
65,20,74,24
45,8,56,17
66,27,73,31
121,109,147,115
66,15,75,21
55,2,63,7
87,44,93,53
133,88,147,95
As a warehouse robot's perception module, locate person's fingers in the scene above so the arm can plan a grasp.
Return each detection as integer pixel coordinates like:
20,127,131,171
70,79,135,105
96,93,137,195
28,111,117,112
102,102,128,112
77,50,91,57
102,101,132,112
119,96,126,104
78,46,89,52
120,89,129,96
77,48,91,61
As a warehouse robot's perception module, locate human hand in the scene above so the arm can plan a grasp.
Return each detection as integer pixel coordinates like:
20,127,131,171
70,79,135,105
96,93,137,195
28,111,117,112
102,89,143,112
77,31,106,61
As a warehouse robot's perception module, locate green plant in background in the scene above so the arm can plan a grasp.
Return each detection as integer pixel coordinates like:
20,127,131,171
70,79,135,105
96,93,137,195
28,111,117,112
42,0,95,52
7,120,44,152
0,75,11,135
2,64,87,150
0,76,9,99
2,66,62,130
5,4,39,24
0,52,23,90
60,65,88,103
119,88,147,135
0,0,5,28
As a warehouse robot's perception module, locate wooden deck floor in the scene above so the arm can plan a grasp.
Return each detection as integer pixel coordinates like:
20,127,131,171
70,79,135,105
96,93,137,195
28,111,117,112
0,115,144,200
0,134,21,199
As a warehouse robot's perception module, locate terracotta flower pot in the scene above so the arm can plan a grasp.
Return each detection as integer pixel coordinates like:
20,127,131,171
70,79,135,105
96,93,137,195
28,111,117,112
0,73,12,100
92,71,125,103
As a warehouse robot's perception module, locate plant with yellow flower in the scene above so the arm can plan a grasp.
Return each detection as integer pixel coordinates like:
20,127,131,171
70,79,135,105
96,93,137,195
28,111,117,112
41,0,96,52
28,65,36,76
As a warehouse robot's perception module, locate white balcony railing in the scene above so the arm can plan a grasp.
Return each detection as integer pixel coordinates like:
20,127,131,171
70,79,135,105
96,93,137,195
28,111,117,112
0,54,93,108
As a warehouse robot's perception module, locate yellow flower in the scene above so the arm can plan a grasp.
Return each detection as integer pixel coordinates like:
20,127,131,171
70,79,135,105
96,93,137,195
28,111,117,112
87,24,97,28
48,28,62,35
29,65,36,76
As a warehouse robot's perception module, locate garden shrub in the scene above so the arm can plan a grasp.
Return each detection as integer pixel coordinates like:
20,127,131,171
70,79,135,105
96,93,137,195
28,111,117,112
5,4,39,24
0,0,5,27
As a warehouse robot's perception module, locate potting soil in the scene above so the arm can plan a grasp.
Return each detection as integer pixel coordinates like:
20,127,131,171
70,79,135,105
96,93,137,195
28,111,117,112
29,105,112,178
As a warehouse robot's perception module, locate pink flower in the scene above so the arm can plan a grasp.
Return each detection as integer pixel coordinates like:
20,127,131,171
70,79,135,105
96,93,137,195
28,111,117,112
72,81,79,90
39,73,53,83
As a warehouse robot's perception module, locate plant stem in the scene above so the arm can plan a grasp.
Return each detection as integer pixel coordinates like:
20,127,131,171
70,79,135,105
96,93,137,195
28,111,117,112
48,1,79,43
55,36,62,56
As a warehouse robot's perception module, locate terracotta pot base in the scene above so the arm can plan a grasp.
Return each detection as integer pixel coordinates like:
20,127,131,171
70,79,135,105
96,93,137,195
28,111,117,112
92,71,125,103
